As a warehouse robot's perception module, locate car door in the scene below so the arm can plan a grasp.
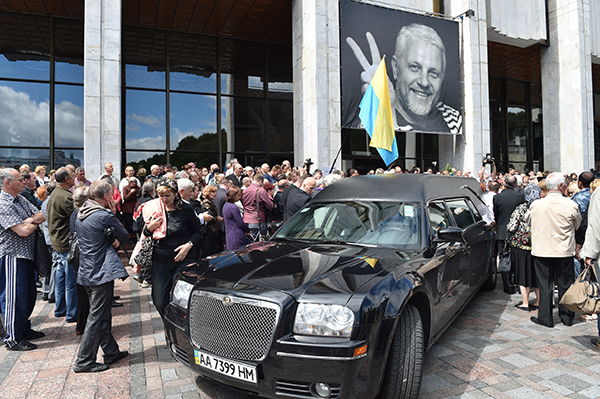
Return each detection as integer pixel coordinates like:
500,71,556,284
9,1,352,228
423,200,466,334
445,198,490,293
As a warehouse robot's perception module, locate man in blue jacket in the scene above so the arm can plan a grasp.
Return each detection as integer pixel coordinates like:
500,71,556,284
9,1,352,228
73,180,129,373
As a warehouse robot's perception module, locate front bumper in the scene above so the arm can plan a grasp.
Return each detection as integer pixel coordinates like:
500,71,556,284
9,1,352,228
163,304,382,399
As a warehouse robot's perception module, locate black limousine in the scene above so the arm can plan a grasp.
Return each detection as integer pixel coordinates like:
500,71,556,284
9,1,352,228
163,174,496,399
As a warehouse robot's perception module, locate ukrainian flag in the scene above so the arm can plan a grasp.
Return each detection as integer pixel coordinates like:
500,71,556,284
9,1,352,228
358,57,399,166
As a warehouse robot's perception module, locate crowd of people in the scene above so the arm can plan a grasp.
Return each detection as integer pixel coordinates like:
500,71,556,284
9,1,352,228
2,157,600,373
478,161,600,349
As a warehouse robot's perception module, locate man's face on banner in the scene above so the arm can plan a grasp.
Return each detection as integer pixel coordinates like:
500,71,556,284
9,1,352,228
392,38,444,118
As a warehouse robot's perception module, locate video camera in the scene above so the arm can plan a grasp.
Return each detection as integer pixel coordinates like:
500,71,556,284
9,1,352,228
304,158,314,174
482,153,495,166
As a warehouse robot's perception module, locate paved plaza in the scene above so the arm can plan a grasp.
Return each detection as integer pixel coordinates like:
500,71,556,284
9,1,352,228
1,264,600,399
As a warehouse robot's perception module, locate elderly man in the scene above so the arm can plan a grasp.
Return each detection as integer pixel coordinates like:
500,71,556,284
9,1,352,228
96,163,118,187
47,167,77,322
285,177,316,220
347,23,462,134
149,164,161,181
74,167,92,188
230,163,244,188
526,172,581,328
0,169,46,351
74,181,129,372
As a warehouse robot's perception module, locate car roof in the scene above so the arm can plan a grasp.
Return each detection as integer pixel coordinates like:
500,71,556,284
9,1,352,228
313,174,484,204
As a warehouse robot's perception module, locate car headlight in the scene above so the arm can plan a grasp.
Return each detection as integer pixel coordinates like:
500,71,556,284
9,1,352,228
293,303,354,337
171,280,193,309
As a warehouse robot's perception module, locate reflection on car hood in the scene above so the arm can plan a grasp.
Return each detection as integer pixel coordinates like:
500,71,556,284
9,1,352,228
187,241,418,304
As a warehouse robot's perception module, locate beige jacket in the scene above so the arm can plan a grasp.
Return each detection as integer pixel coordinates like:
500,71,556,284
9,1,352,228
525,191,581,258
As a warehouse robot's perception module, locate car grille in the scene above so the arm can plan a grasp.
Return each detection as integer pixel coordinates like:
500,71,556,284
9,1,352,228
188,291,280,361
275,380,341,399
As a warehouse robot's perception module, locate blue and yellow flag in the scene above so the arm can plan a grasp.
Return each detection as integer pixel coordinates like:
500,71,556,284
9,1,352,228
358,57,399,166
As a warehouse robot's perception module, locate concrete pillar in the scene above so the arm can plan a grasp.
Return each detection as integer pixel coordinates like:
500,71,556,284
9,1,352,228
84,0,122,180
441,0,490,176
541,0,594,173
292,0,341,172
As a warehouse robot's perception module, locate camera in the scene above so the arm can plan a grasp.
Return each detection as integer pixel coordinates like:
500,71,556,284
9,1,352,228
482,153,495,165
304,158,314,174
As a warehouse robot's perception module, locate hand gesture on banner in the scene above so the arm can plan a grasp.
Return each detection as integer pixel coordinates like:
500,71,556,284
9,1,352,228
346,32,396,124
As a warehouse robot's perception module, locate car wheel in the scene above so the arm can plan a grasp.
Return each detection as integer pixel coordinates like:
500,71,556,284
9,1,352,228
378,305,424,399
481,254,497,291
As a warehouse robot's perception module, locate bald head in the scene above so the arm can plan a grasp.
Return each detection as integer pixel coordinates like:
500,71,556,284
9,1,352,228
301,177,317,196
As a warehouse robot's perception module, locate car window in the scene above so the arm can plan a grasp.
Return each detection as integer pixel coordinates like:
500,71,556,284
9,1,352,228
275,201,421,249
445,199,476,229
428,201,452,236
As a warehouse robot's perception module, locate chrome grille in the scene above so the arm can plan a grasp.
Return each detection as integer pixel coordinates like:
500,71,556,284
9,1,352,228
189,291,280,361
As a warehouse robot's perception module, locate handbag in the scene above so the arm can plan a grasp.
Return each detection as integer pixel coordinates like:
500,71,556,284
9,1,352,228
67,231,80,273
498,241,512,273
133,236,155,270
560,263,600,314
33,228,52,277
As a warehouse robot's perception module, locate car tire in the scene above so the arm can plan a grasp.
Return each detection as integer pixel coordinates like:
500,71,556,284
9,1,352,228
378,305,424,399
481,254,497,291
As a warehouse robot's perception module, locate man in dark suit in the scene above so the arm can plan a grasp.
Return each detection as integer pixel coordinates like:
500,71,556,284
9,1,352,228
229,164,244,188
493,175,525,294
285,177,317,220
273,178,288,221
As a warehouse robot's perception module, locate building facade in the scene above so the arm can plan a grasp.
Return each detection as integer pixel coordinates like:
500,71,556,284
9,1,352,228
0,0,599,179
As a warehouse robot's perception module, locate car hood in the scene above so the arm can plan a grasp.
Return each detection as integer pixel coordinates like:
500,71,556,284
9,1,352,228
186,241,418,305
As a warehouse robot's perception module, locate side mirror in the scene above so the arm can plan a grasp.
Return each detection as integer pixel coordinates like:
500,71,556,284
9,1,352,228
436,227,463,242
270,220,285,235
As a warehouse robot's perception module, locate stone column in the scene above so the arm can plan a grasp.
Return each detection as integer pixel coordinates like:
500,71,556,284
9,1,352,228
84,0,122,180
440,0,490,176
541,0,594,172
292,0,341,172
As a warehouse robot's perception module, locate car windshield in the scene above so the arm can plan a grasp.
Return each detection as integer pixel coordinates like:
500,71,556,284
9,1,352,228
274,201,421,249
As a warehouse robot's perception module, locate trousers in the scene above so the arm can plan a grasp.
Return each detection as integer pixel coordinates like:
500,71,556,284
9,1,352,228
53,251,78,321
75,281,120,368
0,256,36,347
533,256,575,327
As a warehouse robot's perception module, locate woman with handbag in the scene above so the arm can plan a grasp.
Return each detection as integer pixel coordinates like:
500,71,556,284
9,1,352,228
507,183,541,311
142,178,202,318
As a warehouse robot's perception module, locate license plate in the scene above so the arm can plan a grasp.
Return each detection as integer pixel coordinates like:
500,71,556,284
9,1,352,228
194,349,258,384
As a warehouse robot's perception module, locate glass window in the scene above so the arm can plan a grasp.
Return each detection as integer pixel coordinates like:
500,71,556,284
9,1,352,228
170,152,219,170
0,81,49,147
55,149,83,168
0,148,49,168
275,201,421,249
0,56,50,81
123,27,166,89
268,44,292,100
125,89,166,149
169,33,217,93
220,39,265,97
428,201,452,236
446,199,476,229
233,97,265,152
267,100,293,152
54,18,84,83
55,84,84,147
125,151,167,171
170,92,216,151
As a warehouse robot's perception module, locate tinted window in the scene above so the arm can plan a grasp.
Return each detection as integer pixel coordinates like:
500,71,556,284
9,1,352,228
428,201,452,236
275,201,421,249
446,199,476,229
